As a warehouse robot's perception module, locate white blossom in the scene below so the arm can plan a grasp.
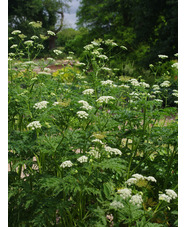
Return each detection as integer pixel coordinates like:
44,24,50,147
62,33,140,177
129,194,143,207
11,30,21,35
91,41,100,46
37,44,44,49
77,155,88,163
82,89,94,95
160,81,171,87
118,188,132,199
60,160,73,168
158,55,168,59
132,174,144,180
119,84,130,89
159,194,171,203
96,96,115,104
152,85,160,90
101,80,113,86
171,63,178,69
27,121,42,130
76,62,86,66
24,40,34,46
92,139,104,145
31,35,39,40
120,45,127,50
125,178,137,186
154,99,163,103
110,201,124,209
129,79,140,86
47,30,55,36
77,111,89,119
88,149,100,158
38,72,51,76
78,100,92,110
165,189,177,199
101,67,111,71
98,55,108,60
174,53,178,57
10,44,18,49
104,146,122,155
84,44,94,50
33,101,49,109
53,49,62,55
140,82,150,88
53,102,59,106
144,176,157,182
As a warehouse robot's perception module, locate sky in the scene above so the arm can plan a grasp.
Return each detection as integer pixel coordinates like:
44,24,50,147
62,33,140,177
63,0,80,29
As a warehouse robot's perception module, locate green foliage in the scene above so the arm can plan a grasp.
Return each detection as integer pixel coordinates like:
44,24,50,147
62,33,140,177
9,36,178,226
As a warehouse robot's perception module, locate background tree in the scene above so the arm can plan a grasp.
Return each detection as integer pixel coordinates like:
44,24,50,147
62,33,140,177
8,0,72,49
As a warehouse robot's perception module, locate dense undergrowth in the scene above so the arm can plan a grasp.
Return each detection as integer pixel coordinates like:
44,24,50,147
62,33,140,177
8,27,178,226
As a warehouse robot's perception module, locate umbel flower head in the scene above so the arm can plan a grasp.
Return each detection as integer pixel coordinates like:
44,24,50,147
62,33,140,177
77,111,89,119
77,155,88,163
118,188,132,199
110,201,124,209
82,89,94,95
60,160,73,168
78,100,92,110
27,121,42,130
96,96,115,104
129,194,143,207
33,101,49,109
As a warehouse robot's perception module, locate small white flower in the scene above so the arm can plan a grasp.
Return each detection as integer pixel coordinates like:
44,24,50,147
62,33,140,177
140,82,150,88
53,102,59,106
47,30,55,36
154,99,163,103
110,201,124,209
119,84,130,89
60,160,73,168
104,146,122,155
101,80,113,86
129,79,140,86
98,54,108,60
171,63,178,69
67,56,73,60
78,100,92,110
125,178,137,186
160,81,171,87
11,30,21,35
101,67,111,71
129,194,143,207
158,55,168,59
92,139,104,145
152,85,160,90
76,62,86,66
53,49,62,55
118,188,132,199
88,149,100,158
84,44,94,50
165,189,177,199
91,41,100,46
24,40,34,46
144,176,157,182
77,111,89,119
174,53,178,57
82,89,94,95
174,101,178,104
27,121,42,130
172,90,178,97
37,44,44,49
47,57,55,62
159,194,171,203
38,72,51,76
10,44,18,49
31,35,39,40
33,101,49,109
77,155,88,163
132,174,144,180
96,96,115,104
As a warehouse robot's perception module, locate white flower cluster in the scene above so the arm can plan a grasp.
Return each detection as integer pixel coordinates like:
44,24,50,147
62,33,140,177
92,139,104,145
91,41,101,46
96,96,115,104
76,62,86,66
24,40,34,46
31,35,39,40
119,84,130,89
159,189,177,203
78,100,92,110
129,79,140,86
120,45,127,50
10,44,18,49
98,54,108,60
53,49,62,55
104,146,122,155
118,188,132,199
154,99,163,103
110,201,124,209
84,44,94,50
126,173,156,186
11,30,21,35
47,30,55,36
53,102,59,106
82,89,94,95
33,101,49,109
140,82,150,88
60,160,73,168
77,155,88,163
171,62,178,69
129,194,143,207
101,67,111,71
152,85,160,90
77,111,89,119
160,81,171,87
105,39,118,47
172,89,178,97
101,80,113,86
27,121,42,130
87,148,100,158
158,55,168,59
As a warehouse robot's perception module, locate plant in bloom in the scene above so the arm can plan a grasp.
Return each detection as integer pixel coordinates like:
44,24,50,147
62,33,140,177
60,160,73,168
92,139,104,145
129,79,140,86
158,55,168,59
82,89,94,95
160,81,171,87
165,189,177,199
47,30,55,36
101,80,113,86
77,155,88,163
87,149,100,158
24,40,34,46
11,30,21,35
77,111,89,119
27,121,42,130
96,96,115,104
110,201,124,209
129,194,143,207
78,100,92,110
33,101,49,109
104,146,122,155
53,49,62,55
117,188,132,199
